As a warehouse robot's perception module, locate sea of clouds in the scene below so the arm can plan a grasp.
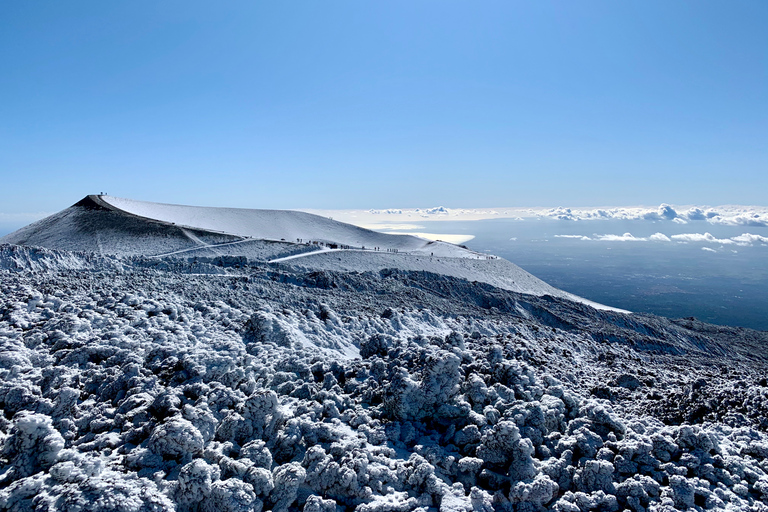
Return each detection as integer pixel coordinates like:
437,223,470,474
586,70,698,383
357,204,768,228
553,232,768,247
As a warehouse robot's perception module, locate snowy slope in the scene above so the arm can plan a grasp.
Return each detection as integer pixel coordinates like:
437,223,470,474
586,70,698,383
103,195,472,256
0,195,624,311
0,196,245,257
269,249,624,312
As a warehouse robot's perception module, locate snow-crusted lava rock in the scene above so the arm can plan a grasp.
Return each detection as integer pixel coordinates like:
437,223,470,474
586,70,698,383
1,244,768,512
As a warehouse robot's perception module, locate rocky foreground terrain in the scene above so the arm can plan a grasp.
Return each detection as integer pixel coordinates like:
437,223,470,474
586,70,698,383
1,245,768,511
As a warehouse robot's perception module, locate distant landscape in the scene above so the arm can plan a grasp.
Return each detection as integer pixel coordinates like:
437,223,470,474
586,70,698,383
388,218,768,330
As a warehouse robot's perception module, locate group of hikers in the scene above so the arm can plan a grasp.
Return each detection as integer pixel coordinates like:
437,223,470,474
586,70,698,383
295,238,496,260
297,239,399,253
364,246,399,253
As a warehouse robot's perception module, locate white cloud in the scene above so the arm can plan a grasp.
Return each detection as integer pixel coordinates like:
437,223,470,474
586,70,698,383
367,209,403,214
671,232,731,244
554,235,592,240
547,207,578,221
307,204,768,230
731,233,768,245
670,232,768,246
546,231,768,248
686,207,708,221
414,206,450,215
709,214,768,227
701,247,717,253
594,233,646,242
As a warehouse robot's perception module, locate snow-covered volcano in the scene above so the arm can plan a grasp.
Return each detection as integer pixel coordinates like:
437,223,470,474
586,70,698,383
1,195,456,257
0,195,622,311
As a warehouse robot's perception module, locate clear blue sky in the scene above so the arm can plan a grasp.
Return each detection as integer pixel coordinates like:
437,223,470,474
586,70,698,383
1,0,766,217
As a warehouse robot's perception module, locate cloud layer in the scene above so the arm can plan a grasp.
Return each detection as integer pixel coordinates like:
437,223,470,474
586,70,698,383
312,204,768,228
555,231,768,247
519,204,768,226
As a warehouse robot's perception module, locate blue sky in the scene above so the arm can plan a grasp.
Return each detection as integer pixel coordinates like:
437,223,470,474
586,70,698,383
1,0,766,220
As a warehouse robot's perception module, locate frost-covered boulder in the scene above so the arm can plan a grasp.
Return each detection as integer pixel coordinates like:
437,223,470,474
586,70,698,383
243,389,281,438
242,311,293,348
360,334,394,359
382,349,462,421
476,421,536,480
270,462,306,512
304,494,337,512
177,459,221,511
202,478,261,512
580,401,627,438
244,467,274,496
573,460,616,494
147,418,204,462
0,412,64,481
240,439,273,469
509,473,559,509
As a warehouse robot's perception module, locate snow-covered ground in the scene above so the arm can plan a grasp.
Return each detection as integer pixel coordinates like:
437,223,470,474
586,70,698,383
0,245,767,512
103,195,472,257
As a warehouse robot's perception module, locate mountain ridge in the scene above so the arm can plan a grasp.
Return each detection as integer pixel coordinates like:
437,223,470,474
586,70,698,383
0,195,625,312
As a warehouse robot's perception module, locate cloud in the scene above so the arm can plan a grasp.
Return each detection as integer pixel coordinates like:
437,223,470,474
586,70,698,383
554,235,592,240
368,209,404,214
538,204,768,226
593,232,672,243
658,204,678,220
309,204,768,230
547,207,578,221
701,247,717,253
685,207,708,221
415,207,450,215
641,204,678,221
649,233,671,242
671,233,735,244
594,233,646,242
670,232,768,246
731,233,768,245
549,231,767,247
710,214,768,227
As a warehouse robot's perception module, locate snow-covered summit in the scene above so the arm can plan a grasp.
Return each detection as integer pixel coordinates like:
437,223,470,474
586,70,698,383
1,195,474,258
0,195,625,311
102,195,467,255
